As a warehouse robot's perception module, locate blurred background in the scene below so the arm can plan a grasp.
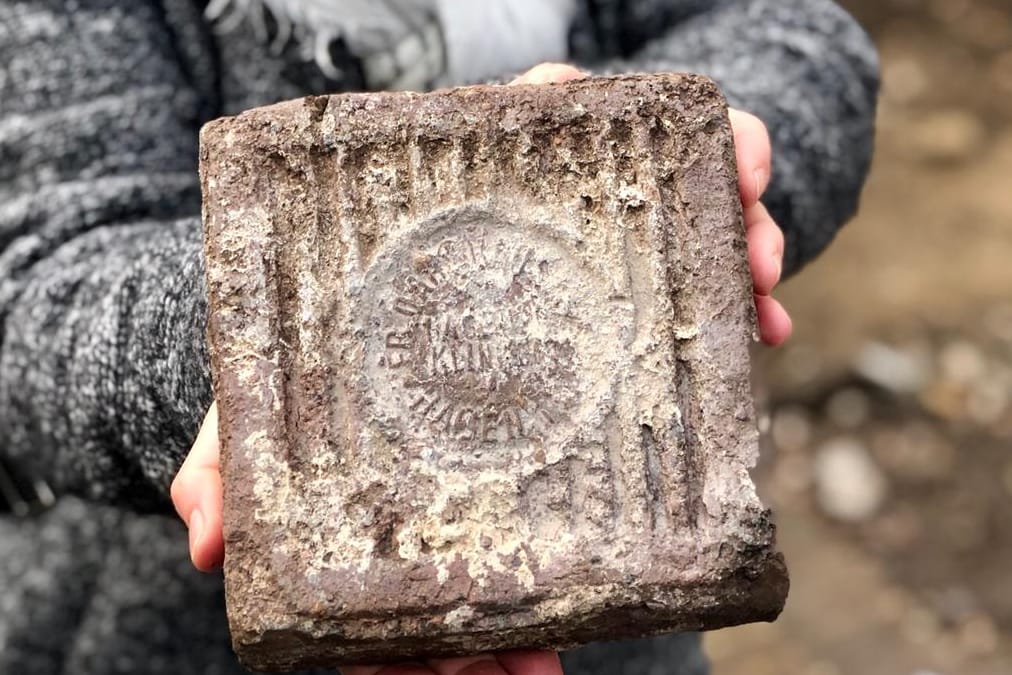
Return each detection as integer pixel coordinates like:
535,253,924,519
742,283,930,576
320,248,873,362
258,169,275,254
706,0,1012,673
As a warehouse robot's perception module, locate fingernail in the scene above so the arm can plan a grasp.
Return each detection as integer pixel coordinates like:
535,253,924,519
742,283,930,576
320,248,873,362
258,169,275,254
189,509,204,554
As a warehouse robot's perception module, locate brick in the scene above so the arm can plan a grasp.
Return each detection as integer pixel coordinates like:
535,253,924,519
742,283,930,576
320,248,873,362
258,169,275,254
199,73,788,671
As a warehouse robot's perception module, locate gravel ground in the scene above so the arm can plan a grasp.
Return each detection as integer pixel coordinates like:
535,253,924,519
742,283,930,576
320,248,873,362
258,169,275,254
706,1,1012,673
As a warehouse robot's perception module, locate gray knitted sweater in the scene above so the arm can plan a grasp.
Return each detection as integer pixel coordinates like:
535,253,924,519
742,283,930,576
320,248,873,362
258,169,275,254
0,1,878,673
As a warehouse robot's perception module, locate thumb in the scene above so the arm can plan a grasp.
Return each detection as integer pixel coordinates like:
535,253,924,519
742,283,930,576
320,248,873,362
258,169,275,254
170,403,225,572
509,62,586,85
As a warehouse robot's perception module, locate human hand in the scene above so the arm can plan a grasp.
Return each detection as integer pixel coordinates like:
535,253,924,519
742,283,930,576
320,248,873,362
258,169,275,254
513,64,792,346
727,108,792,346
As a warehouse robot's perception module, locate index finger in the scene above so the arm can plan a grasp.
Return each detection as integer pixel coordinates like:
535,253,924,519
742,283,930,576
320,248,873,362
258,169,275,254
728,108,772,209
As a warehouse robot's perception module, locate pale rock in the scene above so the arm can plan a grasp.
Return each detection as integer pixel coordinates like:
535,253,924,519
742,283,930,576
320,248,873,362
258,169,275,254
814,437,888,523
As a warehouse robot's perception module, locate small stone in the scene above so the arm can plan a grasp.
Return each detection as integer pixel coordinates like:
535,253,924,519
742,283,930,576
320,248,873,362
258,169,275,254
813,438,888,523
854,342,932,394
882,57,929,104
938,340,986,385
908,110,986,163
871,423,955,483
824,388,871,429
919,381,968,421
771,406,813,453
966,377,1009,426
201,74,786,669
957,613,999,655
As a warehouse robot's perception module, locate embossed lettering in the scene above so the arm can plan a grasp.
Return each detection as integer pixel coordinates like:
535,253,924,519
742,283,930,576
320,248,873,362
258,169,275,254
371,226,582,451
410,388,441,418
385,330,413,350
380,352,410,368
500,408,523,441
394,298,423,316
451,408,478,440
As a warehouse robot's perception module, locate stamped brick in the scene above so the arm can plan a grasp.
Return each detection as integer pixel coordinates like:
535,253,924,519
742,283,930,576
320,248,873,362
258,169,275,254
200,73,788,671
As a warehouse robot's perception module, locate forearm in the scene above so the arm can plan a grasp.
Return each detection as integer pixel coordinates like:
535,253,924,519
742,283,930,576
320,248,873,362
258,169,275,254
574,0,880,274
0,220,212,511
0,0,213,511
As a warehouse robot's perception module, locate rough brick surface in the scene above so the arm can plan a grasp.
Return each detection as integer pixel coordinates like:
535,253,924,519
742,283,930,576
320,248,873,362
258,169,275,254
200,73,788,671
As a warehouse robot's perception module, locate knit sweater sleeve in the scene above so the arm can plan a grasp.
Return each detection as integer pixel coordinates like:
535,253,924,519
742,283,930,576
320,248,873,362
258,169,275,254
571,0,880,275
0,0,214,511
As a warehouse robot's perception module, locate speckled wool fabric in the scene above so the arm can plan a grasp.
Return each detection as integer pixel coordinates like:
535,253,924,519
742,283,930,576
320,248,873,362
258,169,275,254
0,1,878,673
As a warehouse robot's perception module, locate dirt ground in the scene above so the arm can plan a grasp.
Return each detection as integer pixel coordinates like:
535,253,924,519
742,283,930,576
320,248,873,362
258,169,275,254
705,1,1012,673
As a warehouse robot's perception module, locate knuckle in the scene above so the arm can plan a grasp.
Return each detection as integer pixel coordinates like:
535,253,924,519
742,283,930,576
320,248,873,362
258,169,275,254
525,62,581,82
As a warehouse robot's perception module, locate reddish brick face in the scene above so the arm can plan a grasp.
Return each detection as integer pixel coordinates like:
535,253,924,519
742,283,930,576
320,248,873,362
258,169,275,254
200,73,787,671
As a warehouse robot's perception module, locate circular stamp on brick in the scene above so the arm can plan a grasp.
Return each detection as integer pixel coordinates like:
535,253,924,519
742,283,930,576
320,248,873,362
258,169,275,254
360,209,629,467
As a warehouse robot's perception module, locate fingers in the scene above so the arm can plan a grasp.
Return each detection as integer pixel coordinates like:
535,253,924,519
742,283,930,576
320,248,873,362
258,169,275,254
170,403,225,572
427,655,505,675
340,651,563,675
428,651,562,675
728,109,772,209
730,111,789,346
510,62,586,85
743,200,791,345
755,294,793,346
341,661,482,675
493,651,564,675
745,201,785,297
341,665,432,675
